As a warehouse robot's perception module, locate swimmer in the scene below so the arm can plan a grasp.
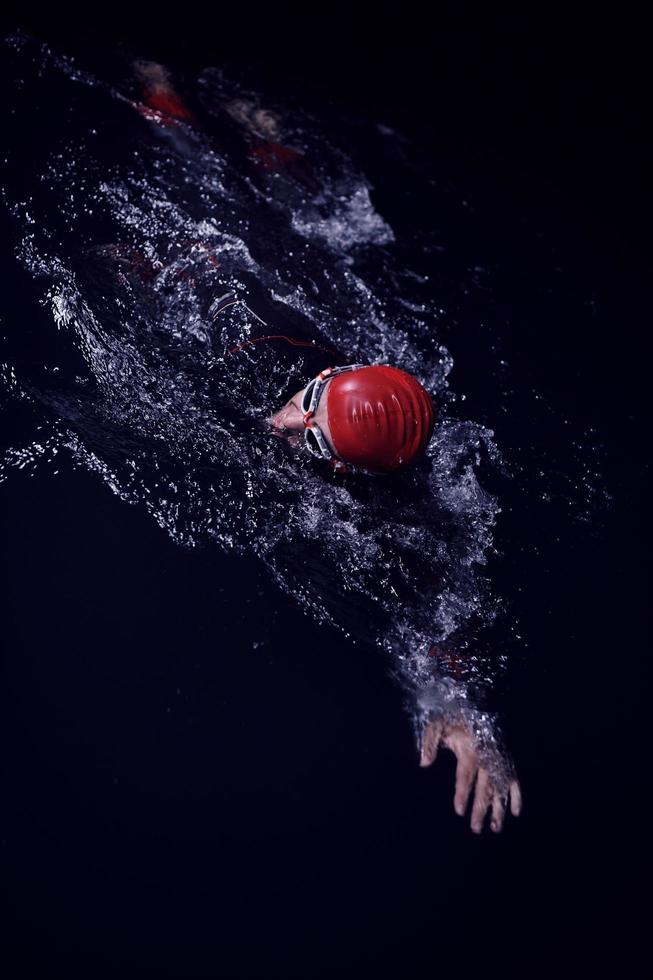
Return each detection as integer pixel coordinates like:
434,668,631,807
223,96,306,172
92,223,521,834
270,363,522,832
132,59,193,125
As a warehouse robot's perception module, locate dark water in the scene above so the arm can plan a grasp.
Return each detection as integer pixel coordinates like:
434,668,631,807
1,9,648,977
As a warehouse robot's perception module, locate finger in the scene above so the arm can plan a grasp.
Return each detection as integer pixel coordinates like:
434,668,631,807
470,769,492,834
509,779,522,817
490,791,507,833
419,720,443,767
453,755,477,817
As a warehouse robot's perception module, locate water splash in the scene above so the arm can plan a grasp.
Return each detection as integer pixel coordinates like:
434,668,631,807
1,34,511,769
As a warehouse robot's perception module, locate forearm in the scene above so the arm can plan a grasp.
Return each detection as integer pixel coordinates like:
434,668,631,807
414,672,514,779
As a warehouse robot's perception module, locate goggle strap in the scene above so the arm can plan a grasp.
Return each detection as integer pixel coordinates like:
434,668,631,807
300,364,366,467
301,363,363,416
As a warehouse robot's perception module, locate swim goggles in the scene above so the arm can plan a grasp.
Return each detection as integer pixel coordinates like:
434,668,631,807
301,364,363,465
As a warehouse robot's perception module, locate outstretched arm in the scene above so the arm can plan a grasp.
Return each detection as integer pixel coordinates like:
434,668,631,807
415,674,522,834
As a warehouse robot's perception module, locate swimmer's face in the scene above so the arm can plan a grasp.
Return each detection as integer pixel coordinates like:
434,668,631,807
268,382,335,452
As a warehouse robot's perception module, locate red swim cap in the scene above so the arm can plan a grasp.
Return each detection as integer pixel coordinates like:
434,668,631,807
326,366,435,473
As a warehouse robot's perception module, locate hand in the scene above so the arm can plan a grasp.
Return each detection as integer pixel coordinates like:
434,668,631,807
420,718,522,834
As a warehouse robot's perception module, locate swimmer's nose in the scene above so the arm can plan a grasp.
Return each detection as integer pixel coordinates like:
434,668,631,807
268,401,304,431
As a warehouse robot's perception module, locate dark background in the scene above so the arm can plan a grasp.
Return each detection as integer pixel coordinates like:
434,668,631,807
1,4,649,977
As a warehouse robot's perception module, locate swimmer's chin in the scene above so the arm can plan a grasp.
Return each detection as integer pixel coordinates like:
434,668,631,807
265,418,303,449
